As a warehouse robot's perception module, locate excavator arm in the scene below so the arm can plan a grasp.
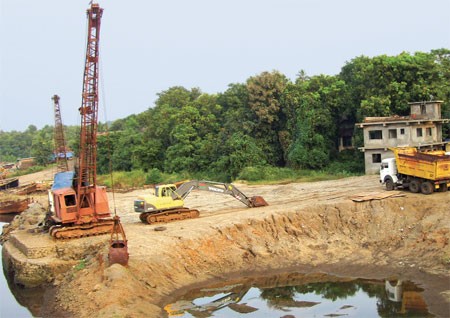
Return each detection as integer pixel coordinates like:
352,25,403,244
174,180,268,207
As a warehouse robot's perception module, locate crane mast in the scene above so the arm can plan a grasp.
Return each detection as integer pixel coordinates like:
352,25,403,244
77,4,102,208
52,94,69,173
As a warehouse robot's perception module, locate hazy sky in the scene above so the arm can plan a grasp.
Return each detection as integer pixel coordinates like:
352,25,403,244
1,0,449,132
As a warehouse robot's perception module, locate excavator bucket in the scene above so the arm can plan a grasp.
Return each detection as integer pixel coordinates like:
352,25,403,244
250,196,268,207
108,216,129,266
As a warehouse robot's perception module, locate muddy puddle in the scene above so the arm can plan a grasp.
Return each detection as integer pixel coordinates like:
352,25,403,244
164,272,432,317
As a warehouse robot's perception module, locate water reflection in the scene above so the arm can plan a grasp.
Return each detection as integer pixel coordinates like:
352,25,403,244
1,221,64,318
3,274,46,317
1,220,32,317
165,273,432,317
384,280,428,316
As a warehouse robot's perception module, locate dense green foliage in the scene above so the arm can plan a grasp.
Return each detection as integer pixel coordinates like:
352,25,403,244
1,50,449,182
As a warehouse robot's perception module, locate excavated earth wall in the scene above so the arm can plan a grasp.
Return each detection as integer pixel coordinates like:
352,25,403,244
52,195,450,318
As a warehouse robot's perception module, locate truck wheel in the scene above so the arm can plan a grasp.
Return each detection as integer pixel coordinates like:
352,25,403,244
439,183,448,192
385,178,395,191
409,180,420,193
420,181,433,195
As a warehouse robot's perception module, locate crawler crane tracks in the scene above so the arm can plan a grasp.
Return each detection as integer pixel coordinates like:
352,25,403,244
49,220,114,239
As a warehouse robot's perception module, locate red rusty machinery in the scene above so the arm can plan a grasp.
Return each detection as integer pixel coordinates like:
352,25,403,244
47,4,128,258
77,3,103,211
108,216,129,266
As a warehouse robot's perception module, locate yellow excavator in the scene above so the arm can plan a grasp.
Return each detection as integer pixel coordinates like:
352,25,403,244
134,180,268,224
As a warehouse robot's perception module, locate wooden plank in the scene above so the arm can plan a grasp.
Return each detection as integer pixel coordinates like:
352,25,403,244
350,191,406,202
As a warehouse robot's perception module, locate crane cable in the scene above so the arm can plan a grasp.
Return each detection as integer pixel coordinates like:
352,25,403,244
99,56,118,217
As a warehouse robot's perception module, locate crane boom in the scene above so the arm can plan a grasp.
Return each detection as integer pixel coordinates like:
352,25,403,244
52,94,69,173
77,3,102,208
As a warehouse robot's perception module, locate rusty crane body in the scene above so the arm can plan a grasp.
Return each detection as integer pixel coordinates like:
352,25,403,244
47,3,115,240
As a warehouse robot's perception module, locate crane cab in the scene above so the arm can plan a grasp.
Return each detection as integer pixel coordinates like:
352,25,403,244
50,170,110,224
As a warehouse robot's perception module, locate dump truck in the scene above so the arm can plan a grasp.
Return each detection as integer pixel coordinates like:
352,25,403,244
380,147,450,194
134,180,268,224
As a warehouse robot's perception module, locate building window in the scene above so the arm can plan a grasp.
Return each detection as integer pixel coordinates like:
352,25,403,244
369,130,383,140
416,128,423,137
426,127,432,136
400,128,405,135
372,153,381,163
388,129,397,139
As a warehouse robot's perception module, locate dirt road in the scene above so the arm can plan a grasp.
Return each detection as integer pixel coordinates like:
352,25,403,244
6,170,450,317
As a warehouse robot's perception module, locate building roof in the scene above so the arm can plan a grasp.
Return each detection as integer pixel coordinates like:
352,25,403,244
408,100,443,105
357,116,449,127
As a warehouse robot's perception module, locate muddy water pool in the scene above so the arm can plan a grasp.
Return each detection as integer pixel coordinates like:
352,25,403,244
1,219,33,317
165,273,432,318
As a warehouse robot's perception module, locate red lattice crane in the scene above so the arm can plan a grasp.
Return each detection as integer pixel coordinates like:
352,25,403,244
46,4,128,265
52,94,69,173
77,3,102,212
47,3,114,239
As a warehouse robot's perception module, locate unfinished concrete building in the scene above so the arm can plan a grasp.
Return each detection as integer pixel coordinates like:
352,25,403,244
357,101,449,174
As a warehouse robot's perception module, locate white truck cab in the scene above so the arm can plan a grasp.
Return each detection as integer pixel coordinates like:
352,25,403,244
380,158,399,187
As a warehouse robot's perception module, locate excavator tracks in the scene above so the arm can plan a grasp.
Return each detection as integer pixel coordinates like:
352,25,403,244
49,220,115,239
139,208,200,225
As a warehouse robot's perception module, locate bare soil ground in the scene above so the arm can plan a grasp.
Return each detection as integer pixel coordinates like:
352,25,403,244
3,169,450,317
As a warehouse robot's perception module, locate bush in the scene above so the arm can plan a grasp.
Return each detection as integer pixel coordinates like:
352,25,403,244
145,168,164,184
98,170,147,189
97,161,363,190
238,166,297,182
326,149,365,174
238,165,358,184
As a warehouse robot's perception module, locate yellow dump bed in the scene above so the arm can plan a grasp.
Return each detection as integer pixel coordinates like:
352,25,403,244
391,147,450,181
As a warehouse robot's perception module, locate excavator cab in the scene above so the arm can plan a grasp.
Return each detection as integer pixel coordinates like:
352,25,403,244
155,184,179,199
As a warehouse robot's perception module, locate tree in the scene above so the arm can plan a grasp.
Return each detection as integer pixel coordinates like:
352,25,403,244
246,71,289,166
340,50,450,122
213,132,267,179
283,74,349,169
217,83,254,135
287,97,331,169
138,86,204,171
31,126,53,165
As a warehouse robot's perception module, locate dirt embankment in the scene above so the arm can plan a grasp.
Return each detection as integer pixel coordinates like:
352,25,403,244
2,173,450,317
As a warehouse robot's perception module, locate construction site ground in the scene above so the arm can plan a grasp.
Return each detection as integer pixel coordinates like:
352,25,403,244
1,169,449,317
